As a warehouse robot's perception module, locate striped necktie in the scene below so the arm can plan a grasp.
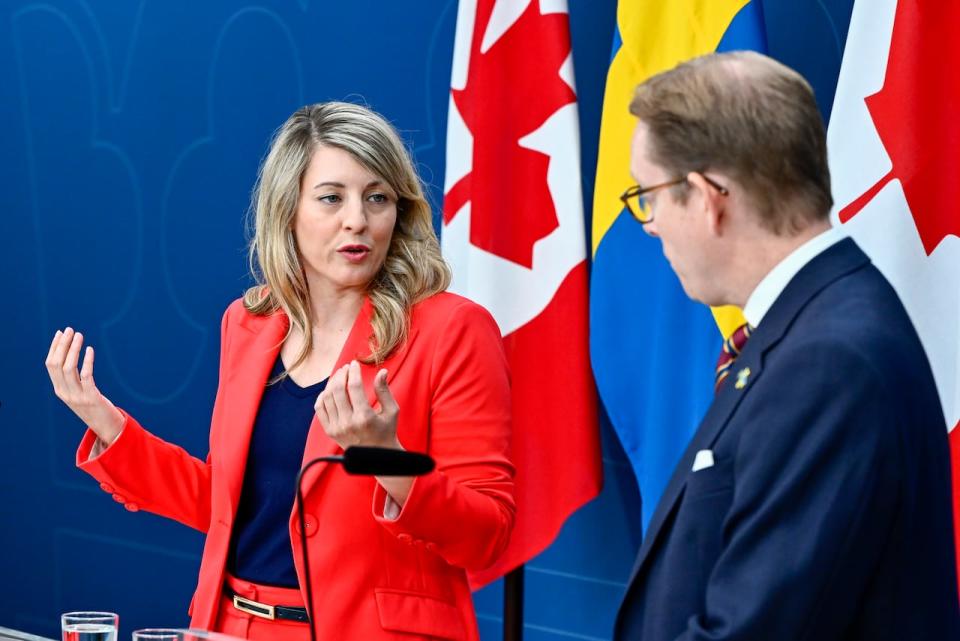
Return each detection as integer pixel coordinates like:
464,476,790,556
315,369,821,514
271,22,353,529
715,322,754,392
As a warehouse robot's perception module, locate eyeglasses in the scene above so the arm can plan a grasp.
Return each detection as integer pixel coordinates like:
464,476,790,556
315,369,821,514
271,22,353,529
619,174,729,224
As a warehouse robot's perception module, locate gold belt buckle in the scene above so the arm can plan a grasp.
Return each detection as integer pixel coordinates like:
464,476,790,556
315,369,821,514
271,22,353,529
232,594,276,620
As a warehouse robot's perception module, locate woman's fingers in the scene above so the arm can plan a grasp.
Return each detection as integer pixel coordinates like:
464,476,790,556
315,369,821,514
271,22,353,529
346,361,372,415
316,363,400,450
315,366,338,429
330,364,353,418
79,346,96,388
48,327,74,376
61,331,86,397
44,328,123,442
53,327,75,364
373,369,398,419
315,393,331,430
45,330,66,394
45,330,63,365
46,328,76,397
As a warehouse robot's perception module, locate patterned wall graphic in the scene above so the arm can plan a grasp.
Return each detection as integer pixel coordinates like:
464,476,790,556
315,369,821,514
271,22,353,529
0,1,852,639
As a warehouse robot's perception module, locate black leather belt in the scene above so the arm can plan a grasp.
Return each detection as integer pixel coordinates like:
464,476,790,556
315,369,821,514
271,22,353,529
223,586,310,623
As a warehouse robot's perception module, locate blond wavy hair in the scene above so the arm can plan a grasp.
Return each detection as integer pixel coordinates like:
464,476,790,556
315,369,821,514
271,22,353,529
242,102,451,367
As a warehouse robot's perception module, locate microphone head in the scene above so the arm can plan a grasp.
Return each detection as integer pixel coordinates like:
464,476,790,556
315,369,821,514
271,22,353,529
341,446,435,476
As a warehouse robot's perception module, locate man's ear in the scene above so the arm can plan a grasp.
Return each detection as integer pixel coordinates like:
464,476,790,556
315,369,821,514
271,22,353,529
687,171,726,236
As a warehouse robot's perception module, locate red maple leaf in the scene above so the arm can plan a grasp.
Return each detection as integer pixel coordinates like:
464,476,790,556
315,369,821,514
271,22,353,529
444,0,576,268
839,1,960,256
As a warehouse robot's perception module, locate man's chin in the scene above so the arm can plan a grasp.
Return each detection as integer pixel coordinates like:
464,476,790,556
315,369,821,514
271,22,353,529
677,279,720,308
673,273,698,302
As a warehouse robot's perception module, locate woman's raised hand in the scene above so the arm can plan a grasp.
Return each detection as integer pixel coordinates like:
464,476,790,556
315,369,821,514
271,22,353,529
45,328,125,444
315,360,400,451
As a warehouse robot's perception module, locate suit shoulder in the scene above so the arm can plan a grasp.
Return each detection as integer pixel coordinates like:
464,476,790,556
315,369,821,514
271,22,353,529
773,334,884,383
221,297,250,326
809,261,909,328
799,267,928,373
224,297,246,317
221,296,279,332
762,322,941,441
411,292,500,332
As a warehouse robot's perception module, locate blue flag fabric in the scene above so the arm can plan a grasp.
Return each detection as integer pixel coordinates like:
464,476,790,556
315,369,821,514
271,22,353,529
590,1,767,531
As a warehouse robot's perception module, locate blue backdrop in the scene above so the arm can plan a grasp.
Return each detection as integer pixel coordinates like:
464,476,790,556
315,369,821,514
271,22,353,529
0,1,853,639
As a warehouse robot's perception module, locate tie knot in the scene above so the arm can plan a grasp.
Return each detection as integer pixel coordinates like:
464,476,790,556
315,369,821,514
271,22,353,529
715,322,755,392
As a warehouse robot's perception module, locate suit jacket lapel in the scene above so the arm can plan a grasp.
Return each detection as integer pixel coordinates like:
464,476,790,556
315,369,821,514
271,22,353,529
625,238,871,586
219,307,289,516
627,350,763,583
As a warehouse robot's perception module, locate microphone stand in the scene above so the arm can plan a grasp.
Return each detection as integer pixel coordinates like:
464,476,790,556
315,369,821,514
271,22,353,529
504,565,525,641
294,447,434,641
295,455,341,641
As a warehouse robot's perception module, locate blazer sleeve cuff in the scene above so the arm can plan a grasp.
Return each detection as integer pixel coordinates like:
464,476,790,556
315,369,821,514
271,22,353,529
372,473,429,531
76,408,139,482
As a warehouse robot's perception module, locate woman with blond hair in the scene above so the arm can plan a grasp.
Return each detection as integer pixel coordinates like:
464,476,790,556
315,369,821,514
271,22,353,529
45,102,515,641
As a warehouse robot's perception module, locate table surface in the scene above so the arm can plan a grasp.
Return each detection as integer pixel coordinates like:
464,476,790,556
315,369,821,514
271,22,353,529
0,626,56,641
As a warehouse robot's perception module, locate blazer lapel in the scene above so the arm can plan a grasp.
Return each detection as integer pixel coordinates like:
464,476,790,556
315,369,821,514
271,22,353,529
626,349,763,584
624,238,872,587
219,307,289,516
298,297,420,496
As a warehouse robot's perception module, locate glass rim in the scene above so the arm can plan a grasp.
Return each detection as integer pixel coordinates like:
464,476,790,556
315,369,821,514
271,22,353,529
61,611,118,619
131,631,186,640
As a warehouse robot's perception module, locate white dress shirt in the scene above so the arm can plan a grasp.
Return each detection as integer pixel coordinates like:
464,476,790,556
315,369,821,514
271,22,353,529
743,227,847,328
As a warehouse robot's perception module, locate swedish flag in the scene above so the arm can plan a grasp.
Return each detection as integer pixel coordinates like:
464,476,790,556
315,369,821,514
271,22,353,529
590,0,767,531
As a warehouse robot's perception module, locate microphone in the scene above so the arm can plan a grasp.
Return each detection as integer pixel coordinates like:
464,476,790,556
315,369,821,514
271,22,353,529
341,445,435,476
294,446,435,641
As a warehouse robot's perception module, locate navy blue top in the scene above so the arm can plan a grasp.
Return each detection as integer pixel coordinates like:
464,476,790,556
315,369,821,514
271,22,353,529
227,355,327,588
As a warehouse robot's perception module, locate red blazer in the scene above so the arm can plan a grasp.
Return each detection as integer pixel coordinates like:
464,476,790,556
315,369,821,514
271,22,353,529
76,292,515,641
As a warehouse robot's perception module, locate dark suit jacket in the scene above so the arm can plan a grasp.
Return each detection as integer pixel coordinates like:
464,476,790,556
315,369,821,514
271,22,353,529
615,238,959,641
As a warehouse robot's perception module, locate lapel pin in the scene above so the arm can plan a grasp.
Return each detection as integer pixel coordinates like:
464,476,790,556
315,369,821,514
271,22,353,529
734,367,751,390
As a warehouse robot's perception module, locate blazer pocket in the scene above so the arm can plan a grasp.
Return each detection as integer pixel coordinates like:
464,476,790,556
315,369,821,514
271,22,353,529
375,588,466,640
684,457,734,500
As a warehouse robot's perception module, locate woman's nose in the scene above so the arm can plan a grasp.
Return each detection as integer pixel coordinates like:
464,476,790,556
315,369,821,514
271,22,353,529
342,196,368,230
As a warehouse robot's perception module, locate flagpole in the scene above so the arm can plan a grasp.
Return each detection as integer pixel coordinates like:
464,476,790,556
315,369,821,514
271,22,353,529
503,565,524,641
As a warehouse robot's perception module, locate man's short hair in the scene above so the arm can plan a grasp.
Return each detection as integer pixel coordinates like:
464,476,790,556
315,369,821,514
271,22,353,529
630,51,833,235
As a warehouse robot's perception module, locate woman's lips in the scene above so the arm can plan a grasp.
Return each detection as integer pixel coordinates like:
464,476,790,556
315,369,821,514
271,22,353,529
338,245,371,263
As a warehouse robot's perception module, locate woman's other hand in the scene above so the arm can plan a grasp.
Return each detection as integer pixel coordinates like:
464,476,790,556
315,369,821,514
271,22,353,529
316,360,400,451
316,360,413,508
45,328,125,444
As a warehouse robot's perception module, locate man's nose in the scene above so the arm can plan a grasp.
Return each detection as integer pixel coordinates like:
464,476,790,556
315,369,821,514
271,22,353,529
643,220,659,238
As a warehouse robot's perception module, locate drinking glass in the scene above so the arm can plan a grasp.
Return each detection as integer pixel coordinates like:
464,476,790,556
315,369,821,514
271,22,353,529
131,630,189,641
61,611,119,641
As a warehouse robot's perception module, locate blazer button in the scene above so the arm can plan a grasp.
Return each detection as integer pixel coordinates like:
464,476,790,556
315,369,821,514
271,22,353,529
295,514,319,537
124,503,139,512
99,482,115,493
112,493,126,503
397,534,413,544
425,542,438,553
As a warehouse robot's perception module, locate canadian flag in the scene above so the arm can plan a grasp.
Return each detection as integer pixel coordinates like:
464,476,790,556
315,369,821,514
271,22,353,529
828,0,960,577
442,0,602,587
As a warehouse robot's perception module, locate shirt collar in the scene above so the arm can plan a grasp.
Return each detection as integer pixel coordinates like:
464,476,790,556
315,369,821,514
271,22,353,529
743,226,846,328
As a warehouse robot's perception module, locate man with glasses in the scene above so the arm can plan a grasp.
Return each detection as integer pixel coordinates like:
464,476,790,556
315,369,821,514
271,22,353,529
613,51,959,641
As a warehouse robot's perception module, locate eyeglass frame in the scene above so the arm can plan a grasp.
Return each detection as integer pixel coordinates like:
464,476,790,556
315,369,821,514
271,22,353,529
619,173,729,224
